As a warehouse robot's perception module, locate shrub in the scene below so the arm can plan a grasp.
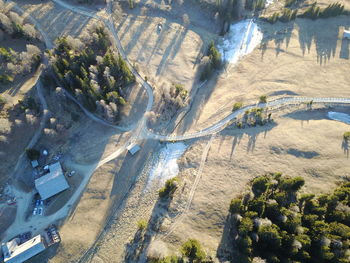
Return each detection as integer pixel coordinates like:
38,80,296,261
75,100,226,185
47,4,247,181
299,2,320,19
238,217,254,235
251,176,270,196
279,176,305,192
259,95,267,103
0,95,6,109
0,74,13,84
230,198,243,214
246,0,266,11
207,41,221,69
173,84,188,100
180,239,206,262
343,132,350,140
137,219,148,230
266,12,280,24
279,8,298,22
232,102,243,111
320,2,345,18
159,177,179,199
149,255,181,263
26,148,40,160
285,0,298,7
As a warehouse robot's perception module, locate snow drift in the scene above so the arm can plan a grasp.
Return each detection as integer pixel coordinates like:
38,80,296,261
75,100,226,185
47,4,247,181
328,112,350,125
218,19,263,65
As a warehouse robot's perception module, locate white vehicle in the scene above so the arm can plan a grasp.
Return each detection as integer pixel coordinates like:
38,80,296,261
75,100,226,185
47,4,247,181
40,200,44,206
38,208,43,215
33,207,38,215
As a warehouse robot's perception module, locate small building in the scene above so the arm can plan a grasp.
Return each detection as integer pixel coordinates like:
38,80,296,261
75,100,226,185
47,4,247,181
344,30,350,39
31,160,39,168
34,162,69,200
127,143,141,155
1,235,46,263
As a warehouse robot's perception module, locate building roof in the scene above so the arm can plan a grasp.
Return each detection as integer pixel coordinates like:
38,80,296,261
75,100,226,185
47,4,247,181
31,160,39,168
35,162,69,200
2,235,46,263
127,143,141,155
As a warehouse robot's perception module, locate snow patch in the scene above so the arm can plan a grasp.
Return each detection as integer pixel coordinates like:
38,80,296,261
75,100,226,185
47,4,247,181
147,142,187,188
218,19,263,65
265,0,274,7
328,112,350,125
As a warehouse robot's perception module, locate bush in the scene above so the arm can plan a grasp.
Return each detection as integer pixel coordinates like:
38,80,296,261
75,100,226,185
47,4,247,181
232,102,243,111
285,0,298,7
0,95,6,109
298,2,345,20
207,41,221,70
259,95,267,103
180,239,206,262
0,74,14,84
251,176,270,196
159,177,179,199
26,148,40,160
279,176,305,192
343,132,350,140
137,219,148,230
279,8,298,22
299,2,321,19
266,12,280,24
230,198,243,214
246,0,266,11
320,2,345,18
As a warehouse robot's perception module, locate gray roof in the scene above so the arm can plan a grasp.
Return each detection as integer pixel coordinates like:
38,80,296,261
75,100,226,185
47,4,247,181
35,162,69,200
127,143,141,155
2,235,46,263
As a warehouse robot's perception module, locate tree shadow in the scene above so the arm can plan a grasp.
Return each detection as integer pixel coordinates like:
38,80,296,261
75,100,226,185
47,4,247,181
339,37,349,59
257,16,350,64
216,214,235,262
124,196,172,262
341,138,349,158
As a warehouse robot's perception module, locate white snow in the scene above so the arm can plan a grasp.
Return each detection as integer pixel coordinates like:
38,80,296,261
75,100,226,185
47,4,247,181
328,112,350,125
147,142,187,188
265,0,274,7
218,19,263,65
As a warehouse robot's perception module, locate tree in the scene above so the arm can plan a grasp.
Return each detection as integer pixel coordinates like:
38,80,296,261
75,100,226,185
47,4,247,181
180,239,206,262
230,198,243,214
159,177,179,199
251,176,270,197
259,95,267,104
232,102,243,111
26,148,40,160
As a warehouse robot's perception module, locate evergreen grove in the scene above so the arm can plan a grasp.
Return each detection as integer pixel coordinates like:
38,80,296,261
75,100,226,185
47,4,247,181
229,173,350,263
49,26,135,117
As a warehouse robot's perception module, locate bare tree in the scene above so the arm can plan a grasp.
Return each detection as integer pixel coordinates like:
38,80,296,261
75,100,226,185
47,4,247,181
0,13,13,34
66,35,84,51
23,24,37,39
9,11,23,25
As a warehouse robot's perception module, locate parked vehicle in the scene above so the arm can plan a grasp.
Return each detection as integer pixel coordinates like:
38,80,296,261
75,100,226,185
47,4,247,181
38,208,43,215
33,207,38,215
